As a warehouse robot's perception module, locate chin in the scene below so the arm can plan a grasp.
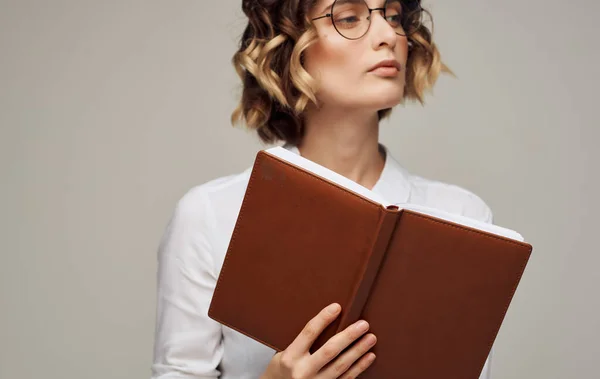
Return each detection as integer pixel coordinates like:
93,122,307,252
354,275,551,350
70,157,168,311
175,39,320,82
365,80,405,103
364,90,404,110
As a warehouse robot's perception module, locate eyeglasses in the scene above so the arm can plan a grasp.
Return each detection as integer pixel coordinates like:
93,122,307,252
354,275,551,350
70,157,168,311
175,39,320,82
311,0,424,40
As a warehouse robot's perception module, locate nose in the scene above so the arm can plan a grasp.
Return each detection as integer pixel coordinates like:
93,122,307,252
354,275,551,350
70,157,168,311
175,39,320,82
368,10,398,50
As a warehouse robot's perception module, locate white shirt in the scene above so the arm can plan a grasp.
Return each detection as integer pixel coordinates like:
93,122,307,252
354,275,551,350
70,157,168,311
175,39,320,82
151,144,494,379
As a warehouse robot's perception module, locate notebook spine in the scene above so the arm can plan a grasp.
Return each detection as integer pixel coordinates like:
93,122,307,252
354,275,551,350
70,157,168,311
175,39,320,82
336,206,400,333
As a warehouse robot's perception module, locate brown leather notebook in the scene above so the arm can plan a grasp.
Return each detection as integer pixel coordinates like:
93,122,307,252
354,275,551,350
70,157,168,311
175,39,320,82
208,147,533,379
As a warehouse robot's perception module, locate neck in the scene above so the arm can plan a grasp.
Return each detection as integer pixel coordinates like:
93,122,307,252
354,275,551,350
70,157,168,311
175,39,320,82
298,106,385,190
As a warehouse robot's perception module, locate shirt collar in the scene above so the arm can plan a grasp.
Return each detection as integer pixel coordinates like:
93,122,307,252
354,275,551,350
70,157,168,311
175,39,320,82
282,143,412,206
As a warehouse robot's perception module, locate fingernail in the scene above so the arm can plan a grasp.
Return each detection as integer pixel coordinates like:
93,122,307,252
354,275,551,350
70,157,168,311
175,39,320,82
366,334,377,345
355,320,369,331
327,303,341,314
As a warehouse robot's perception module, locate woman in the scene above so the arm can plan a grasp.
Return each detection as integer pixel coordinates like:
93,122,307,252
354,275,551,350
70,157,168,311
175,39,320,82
152,0,494,378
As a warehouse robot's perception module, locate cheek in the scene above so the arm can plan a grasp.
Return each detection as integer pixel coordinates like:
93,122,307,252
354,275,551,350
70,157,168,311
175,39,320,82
304,34,359,81
399,39,409,65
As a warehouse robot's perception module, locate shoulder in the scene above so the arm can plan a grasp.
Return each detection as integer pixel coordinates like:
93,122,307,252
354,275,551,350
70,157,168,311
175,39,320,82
408,173,494,223
159,169,252,260
174,167,252,219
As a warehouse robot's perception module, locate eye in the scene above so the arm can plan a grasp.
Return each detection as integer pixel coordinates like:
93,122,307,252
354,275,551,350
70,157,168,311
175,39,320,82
337,16,360,24
386,14,402,27
334,11,363,28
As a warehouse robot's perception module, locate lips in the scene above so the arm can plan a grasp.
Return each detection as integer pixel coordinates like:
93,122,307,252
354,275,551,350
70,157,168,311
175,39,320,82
368,59,402,72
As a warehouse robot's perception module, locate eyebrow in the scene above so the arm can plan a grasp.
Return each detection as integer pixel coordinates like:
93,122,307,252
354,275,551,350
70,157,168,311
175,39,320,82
317,0,362,15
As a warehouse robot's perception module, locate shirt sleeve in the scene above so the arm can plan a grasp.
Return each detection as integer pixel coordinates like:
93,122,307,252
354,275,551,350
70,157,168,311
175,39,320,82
151,189,223,379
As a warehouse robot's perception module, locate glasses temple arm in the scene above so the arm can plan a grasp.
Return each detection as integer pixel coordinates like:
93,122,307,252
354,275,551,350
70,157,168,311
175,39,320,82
311,14,332,21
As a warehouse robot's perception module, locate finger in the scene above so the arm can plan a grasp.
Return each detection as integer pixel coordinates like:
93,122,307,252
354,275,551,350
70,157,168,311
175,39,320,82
309,319,370,370
318,333,377,379
286,303,342,357
339,352,376,379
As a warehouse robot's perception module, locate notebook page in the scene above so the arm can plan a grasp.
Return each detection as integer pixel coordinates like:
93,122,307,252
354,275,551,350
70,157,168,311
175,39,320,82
265,147,525,242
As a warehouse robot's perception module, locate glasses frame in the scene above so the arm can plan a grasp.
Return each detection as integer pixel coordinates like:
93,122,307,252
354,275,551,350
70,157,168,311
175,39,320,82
311,0,423,40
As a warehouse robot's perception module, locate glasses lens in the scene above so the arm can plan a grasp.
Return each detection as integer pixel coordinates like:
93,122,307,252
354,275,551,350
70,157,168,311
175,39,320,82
386,0,423,36
332,0,370,39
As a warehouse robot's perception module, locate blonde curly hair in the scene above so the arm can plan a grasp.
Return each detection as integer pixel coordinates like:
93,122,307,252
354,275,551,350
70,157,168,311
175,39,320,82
231,0,450,145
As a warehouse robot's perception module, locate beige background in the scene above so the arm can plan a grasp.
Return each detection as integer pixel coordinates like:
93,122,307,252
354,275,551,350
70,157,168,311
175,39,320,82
1,0,598,378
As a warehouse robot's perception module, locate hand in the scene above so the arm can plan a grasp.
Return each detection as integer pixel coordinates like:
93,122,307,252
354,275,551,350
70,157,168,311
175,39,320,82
260,303,377,379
